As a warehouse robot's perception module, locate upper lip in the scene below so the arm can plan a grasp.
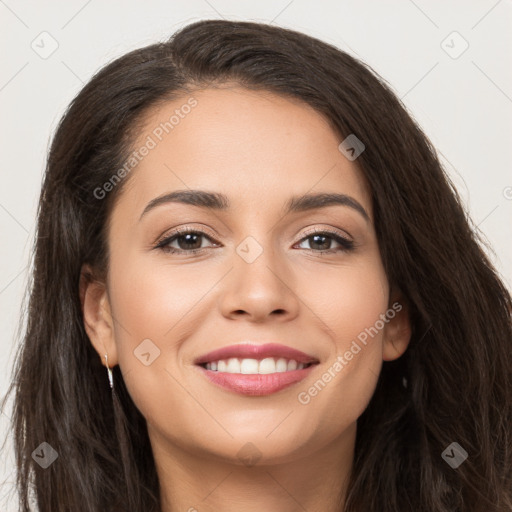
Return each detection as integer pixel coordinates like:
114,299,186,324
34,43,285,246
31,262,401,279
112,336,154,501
194,343,320,365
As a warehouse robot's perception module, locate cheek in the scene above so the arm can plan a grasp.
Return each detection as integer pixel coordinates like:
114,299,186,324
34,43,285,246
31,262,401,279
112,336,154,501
107,255,208,430
297,255,389,350
107,240,389,446
293,257,388,418
109,252,215,345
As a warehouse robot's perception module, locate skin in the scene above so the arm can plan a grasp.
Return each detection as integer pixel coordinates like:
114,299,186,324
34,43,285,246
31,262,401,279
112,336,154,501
82,85,411,512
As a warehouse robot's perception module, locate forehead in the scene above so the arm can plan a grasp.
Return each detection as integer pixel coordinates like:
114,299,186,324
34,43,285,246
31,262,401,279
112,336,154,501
113,85,372,222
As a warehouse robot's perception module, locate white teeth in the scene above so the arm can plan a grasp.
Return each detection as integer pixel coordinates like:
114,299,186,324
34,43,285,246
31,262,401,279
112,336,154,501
287,359,298,371
226,358,240,373
276,358,288,372
259,357,276,374
204,357,309,374
240,358,259,374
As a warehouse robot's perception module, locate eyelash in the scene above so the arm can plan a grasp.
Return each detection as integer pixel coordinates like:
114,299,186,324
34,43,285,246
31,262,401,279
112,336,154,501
154,226,355,256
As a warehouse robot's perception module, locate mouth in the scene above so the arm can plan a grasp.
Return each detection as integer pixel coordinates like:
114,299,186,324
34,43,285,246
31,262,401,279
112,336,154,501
194,343,320,396
194,342,319,367
197,357,317,374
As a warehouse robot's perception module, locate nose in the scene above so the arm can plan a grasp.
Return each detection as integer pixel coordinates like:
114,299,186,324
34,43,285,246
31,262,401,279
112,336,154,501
218,240,300,323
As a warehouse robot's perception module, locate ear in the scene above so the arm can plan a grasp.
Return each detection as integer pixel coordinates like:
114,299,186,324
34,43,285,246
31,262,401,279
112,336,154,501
382,288,412,361
79,264,118,367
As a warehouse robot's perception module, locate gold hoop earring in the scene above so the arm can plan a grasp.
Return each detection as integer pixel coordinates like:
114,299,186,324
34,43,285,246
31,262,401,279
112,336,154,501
104,354,114,389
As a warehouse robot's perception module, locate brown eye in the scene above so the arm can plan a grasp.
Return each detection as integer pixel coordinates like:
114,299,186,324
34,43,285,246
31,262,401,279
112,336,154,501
296,231,354,254
172,232,204,251
155,229,219,254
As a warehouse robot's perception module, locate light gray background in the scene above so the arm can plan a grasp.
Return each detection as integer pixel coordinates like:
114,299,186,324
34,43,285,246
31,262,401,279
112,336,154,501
1,0,511,508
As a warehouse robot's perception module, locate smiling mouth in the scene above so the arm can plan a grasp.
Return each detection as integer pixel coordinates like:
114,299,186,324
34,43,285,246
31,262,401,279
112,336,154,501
197,357,317,374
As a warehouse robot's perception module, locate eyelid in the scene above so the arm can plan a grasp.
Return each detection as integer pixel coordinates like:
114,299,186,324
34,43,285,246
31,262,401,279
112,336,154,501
153,223,356,255
298,225,353,242
154,224,218,247
155,224,352,245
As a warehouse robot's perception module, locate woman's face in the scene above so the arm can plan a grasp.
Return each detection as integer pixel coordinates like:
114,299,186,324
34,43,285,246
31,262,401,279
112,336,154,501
84,85,410,466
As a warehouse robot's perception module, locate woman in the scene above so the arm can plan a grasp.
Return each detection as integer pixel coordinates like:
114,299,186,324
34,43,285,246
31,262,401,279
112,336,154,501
3,19,511,511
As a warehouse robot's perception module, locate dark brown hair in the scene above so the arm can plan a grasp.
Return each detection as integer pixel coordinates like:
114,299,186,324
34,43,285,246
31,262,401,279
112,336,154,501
2,19,511,511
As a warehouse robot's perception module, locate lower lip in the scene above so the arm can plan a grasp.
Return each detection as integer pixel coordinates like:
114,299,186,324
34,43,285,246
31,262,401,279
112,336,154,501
196,364,318,396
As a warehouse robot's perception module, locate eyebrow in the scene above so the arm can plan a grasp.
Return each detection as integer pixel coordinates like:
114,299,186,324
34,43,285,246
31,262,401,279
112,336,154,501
139,189,370,223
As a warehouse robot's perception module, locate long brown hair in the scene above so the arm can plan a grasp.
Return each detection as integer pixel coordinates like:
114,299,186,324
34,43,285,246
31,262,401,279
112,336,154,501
2,19,511,511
